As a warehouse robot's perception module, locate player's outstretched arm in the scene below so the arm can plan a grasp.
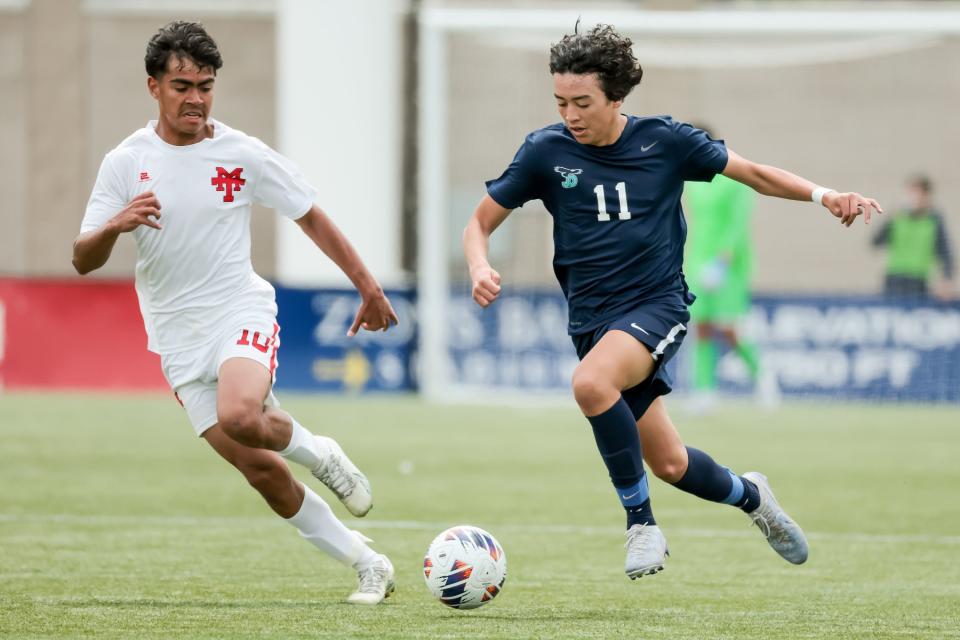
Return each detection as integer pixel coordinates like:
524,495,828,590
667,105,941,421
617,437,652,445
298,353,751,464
463,195,512,308
722,149,883,228
72,191,162,275
294,205,398,336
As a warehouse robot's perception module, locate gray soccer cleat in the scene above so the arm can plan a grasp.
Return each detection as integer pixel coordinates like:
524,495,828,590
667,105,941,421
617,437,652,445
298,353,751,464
311,436,373,517
347,554,395,605
625,524,669,579
743,471,808,564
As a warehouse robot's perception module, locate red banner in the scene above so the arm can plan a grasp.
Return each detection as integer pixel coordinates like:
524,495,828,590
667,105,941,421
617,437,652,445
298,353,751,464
0,279,167,390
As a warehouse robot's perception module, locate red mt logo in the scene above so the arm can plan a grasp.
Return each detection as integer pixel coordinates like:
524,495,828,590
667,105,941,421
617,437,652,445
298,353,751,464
211,166,245,202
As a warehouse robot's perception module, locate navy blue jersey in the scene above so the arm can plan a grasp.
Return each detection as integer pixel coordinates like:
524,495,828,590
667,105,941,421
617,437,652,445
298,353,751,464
486,116,728,335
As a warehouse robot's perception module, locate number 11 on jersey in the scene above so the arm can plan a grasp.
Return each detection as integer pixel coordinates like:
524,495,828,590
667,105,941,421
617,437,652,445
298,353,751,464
593,182,632,222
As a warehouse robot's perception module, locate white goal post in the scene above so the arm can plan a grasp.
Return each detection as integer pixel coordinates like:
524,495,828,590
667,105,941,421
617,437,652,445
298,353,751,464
415,6,960,403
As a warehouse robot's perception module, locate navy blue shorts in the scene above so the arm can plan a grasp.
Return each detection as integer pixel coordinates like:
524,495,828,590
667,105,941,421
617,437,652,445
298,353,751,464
571,298,690,421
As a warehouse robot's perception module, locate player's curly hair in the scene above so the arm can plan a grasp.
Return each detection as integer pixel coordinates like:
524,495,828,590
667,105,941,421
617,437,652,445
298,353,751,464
145,21,223,78
549,24,643,102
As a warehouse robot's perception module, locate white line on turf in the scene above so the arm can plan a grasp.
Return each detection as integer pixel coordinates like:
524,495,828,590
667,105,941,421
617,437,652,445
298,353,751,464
1,514,958,545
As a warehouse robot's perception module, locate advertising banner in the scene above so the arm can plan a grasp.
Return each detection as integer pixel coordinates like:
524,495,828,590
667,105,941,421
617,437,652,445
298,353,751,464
0,280,418,393
720,295,960,403
445,290,960,403
273,286,417,393
0,279,165,390
446,292,579,391
3,279,956,403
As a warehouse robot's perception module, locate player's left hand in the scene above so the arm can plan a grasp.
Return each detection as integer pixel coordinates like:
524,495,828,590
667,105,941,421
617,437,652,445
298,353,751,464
348,290,399,336
823,191,883,227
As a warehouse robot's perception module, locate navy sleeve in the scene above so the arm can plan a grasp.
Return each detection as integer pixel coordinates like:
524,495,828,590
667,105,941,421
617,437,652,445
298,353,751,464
933,212,955,279
673,121,728,182
872,219,892,247
485,134,541,209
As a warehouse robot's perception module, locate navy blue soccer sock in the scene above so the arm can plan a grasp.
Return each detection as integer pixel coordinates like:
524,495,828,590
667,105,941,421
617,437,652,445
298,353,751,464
672,447,760,513
587,398,655,528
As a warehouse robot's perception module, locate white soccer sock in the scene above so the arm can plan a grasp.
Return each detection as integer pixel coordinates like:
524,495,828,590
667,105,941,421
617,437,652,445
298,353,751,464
286,485,376,568
278,419,324,470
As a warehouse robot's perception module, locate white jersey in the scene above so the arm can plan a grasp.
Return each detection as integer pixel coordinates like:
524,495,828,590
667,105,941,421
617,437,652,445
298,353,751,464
81,119,317,354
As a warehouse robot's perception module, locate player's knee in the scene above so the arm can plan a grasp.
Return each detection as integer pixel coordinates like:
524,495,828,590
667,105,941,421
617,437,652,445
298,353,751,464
649,453,687,483
218,399,267,447
571,368,612,413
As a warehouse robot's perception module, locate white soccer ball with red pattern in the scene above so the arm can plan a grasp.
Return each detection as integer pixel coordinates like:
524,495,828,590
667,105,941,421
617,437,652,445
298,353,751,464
423,525,507,610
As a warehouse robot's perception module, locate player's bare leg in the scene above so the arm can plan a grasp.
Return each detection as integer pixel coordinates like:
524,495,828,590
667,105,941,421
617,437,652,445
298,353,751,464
689,323,720,415
573,330,654,415
635,397,688,484
217,357,373,516
713,324,757,381
203,424,304,517
572,330,668,578
694,322,777,410
203,424,394,603
636,398,807,564
713,324,781,409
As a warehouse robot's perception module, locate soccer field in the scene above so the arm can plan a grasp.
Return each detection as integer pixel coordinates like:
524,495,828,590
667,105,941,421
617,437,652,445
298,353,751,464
1,393,958,639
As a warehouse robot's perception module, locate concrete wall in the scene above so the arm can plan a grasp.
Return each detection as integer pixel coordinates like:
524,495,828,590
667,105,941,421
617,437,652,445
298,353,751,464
0,9,26,275
0,0,276,278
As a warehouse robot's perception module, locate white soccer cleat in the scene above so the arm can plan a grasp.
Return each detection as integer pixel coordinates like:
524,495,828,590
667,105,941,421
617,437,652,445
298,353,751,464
311,436,373,517
347,554,395,605
624,524,669,579
742,471,808,564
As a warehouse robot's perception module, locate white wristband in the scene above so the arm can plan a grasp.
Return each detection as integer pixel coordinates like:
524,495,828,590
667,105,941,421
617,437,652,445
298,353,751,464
811,187,835,206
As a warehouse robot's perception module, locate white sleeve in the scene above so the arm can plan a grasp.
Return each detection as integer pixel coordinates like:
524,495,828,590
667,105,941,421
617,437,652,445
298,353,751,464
81,152,128,233
252,142,319,220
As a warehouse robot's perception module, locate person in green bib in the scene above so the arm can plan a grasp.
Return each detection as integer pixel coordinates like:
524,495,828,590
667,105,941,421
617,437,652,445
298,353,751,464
872,175,954,300
683,125,772,411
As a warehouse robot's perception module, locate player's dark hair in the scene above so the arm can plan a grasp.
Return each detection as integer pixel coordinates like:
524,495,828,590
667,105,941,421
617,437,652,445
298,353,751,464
908,174,932,194
549,24,643,102
145,21,223,78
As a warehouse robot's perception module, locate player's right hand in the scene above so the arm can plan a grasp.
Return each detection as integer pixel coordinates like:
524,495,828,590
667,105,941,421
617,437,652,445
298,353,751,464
109,191,162,232
347,289,399,337
822,191,882,227
471,266,501,308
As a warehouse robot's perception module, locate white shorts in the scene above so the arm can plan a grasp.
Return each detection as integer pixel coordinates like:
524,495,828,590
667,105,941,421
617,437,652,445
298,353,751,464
161,314,281,437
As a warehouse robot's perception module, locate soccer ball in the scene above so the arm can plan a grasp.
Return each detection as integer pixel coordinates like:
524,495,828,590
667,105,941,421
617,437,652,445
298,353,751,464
423,525,507,610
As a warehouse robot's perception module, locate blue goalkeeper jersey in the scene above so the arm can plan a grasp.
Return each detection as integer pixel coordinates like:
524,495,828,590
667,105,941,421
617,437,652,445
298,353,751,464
486,115,728,335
